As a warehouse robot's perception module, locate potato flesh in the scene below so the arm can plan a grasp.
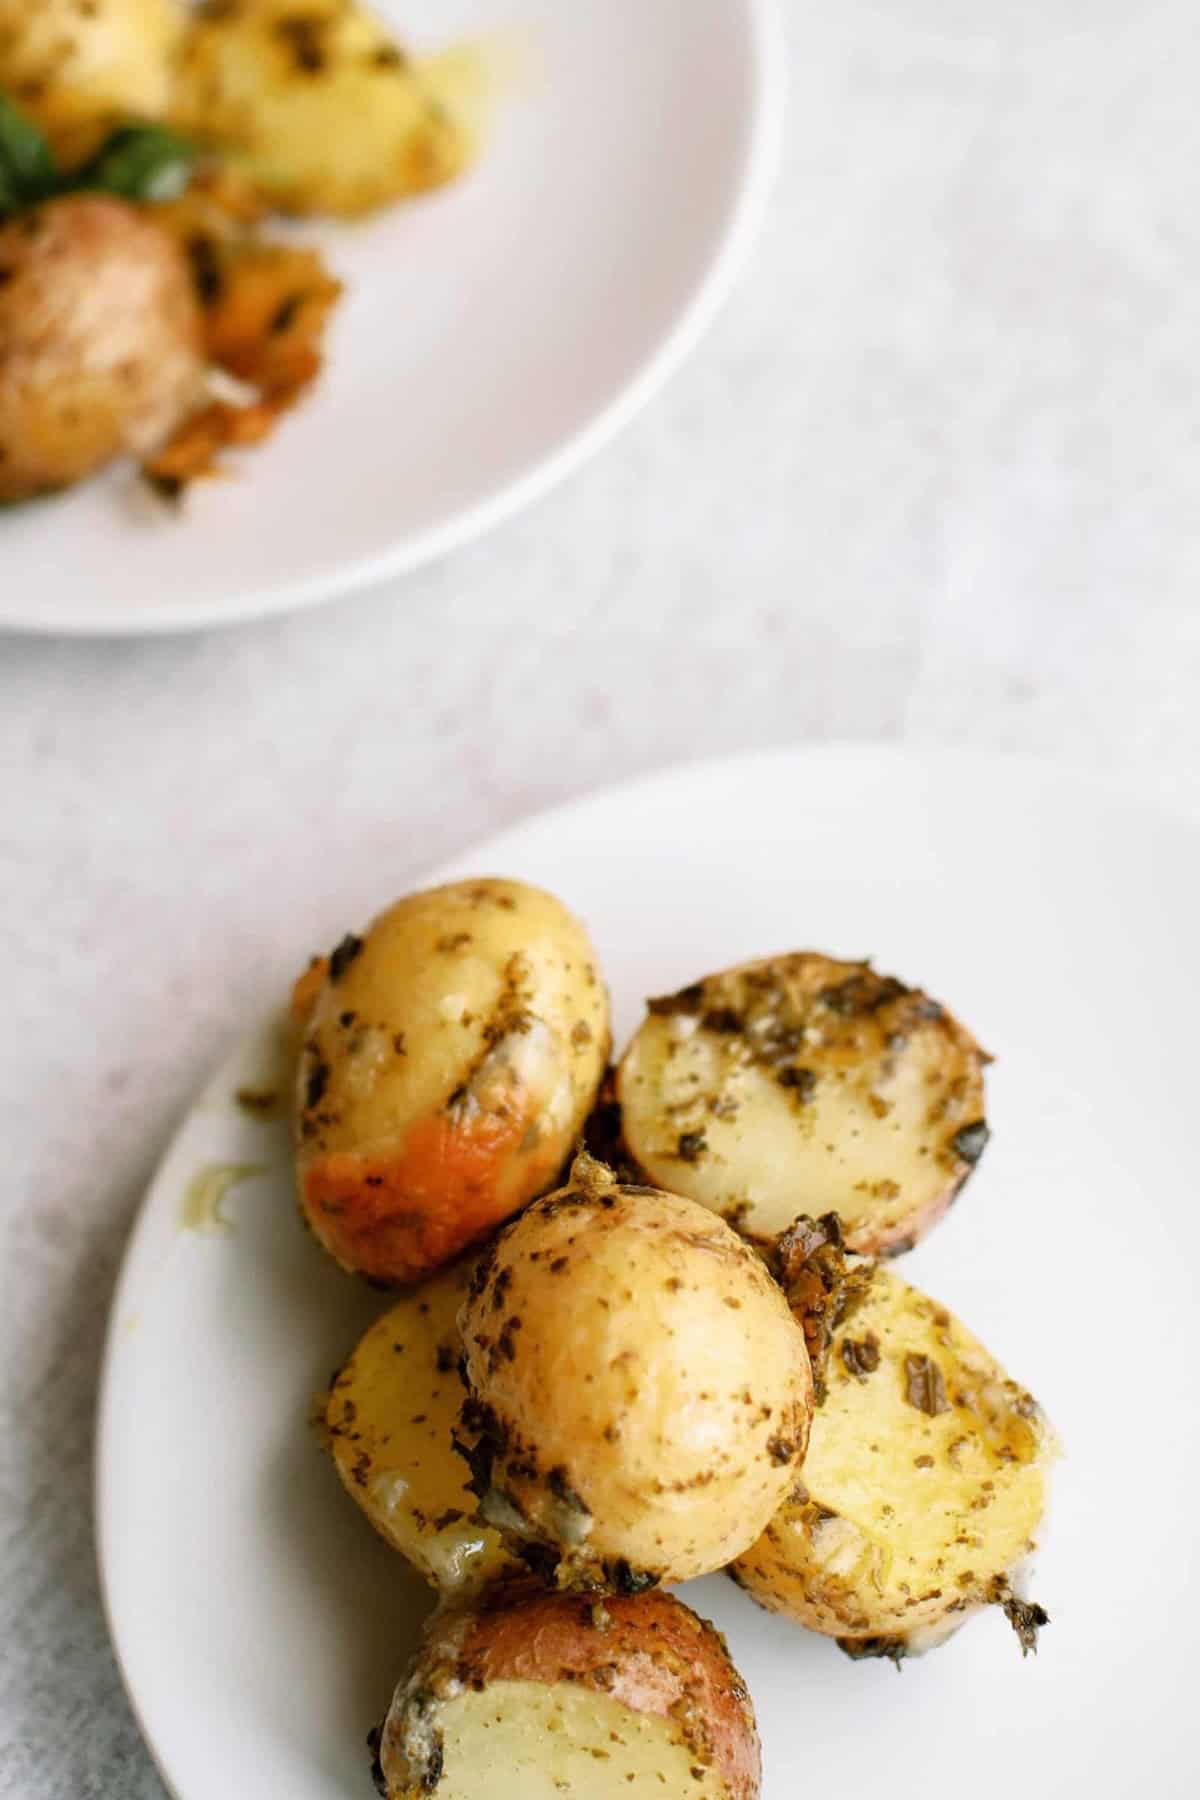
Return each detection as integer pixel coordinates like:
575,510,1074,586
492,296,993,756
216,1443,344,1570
618,955,988,1255
385,1681,734,1800
0,0,182,164
173,0,482,217
295,878,609,1282
459,1168,812,1585
327,1263,516,1596
381,1586,760,1799
730,1267,1054,1647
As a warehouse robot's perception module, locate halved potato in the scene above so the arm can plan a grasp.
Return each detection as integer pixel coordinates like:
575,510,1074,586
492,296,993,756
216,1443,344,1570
173,0,483,217
0,0,183,166
294,878,610,1285
326,1260,519,1597
376,1584,760,1800
456,1155,813,1591
618,954,989,1255
729,1263,1056,1658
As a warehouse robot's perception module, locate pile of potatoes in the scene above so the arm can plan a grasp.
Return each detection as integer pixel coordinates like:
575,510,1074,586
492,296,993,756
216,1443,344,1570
0,0,485,502
0,0,482,210
292,877,1057,1799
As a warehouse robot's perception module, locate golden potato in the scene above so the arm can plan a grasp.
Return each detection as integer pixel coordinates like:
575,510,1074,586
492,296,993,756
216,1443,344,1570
0,0,183,166
326,1260,519,1597
377,1584,761,1800
294,879,610,1285
456,1155,814,1591
0,195,203,503
618,954,989,1256
173,0,482,216
729,1264,1057,1659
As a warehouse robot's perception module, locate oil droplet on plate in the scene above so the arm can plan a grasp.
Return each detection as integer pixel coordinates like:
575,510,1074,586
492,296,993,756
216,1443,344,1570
181,1163,265,1235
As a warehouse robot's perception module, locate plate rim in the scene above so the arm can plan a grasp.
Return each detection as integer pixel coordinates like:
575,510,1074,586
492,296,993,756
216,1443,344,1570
94,742,1200,1800
4,0,785,641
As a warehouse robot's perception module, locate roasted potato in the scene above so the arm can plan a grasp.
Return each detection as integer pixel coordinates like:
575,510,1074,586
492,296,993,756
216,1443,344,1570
173,0,481,217
456,1155,814,1591
0,195,203,503
0,0,183,166
293,879,610,1285
376,1584,761,1800
618,953,989,1256
729,1262,1057,1658
326,1259,519,1597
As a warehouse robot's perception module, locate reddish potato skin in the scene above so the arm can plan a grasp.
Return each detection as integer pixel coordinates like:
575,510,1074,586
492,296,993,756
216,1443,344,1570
293,880,610,1285
385,1586,761,1800
301,1103,560,1286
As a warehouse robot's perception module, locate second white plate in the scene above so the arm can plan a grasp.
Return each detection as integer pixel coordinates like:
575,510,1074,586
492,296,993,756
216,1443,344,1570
1,0,781,636
97,748,1200,1797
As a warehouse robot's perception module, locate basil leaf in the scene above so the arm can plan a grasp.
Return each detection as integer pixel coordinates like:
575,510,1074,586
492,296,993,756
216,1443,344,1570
0,93,59,216
78,124,195,203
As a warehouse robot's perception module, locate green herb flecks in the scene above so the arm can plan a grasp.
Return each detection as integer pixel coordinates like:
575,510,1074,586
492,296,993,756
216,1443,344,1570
0,95,59,217
76,124,196,203
0,94,196,219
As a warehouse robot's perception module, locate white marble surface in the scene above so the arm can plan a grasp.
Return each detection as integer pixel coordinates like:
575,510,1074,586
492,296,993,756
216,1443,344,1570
3,4,1199,1795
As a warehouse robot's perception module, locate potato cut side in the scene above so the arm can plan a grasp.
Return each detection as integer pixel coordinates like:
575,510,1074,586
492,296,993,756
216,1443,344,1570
379,1586,760,1799
384,1682,735,1799
326,1261,518,1597
618,953,989,1256
729,1266,1056,1657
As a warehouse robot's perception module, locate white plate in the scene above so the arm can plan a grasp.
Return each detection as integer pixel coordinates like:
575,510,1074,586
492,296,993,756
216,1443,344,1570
97,747,1200,1799
1,0,780,637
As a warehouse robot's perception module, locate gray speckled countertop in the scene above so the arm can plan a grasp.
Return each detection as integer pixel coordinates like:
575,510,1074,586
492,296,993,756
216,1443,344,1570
2,5,1199,1794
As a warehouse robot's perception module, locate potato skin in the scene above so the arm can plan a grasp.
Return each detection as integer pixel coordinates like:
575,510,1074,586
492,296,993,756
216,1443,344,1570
0,0,183,166
729,1265,1056,1656
618,954,989,1257
326,1259,519,1596
294,879,610,1284
0,195,203,502
173,0,478,217
457,1157,813,1589
380,1585,761,1800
